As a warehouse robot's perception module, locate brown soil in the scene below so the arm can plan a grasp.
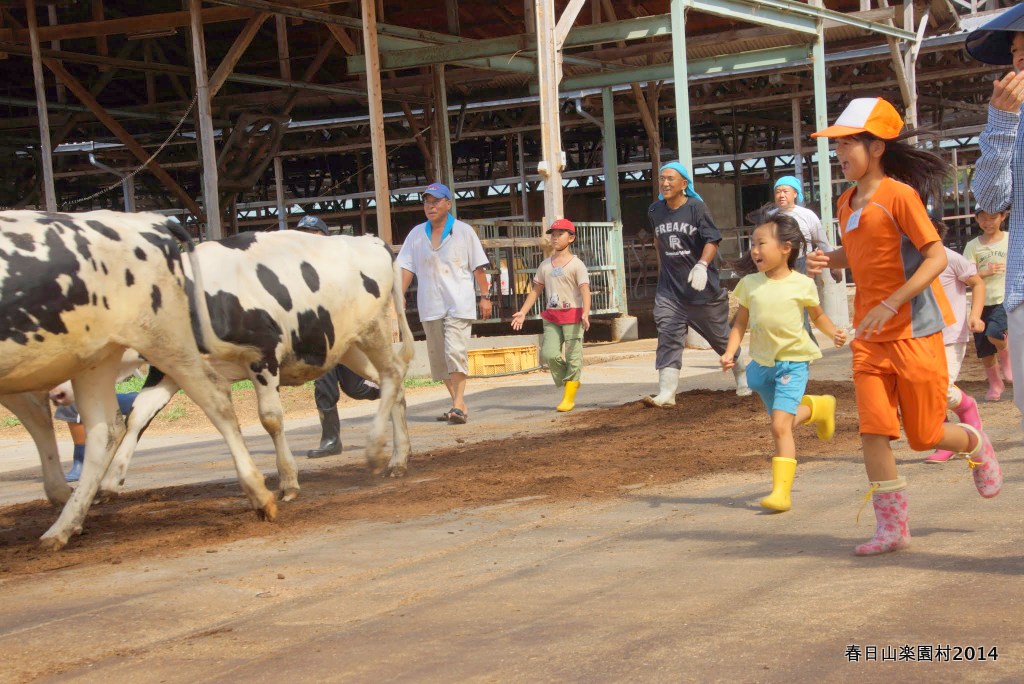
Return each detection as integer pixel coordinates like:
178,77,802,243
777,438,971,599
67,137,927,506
0,380,862,578
0,384,325,440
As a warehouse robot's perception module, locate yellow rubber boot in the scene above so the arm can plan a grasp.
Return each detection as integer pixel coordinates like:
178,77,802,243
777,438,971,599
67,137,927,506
800,394,836,441
760,457,797,512
556,380,580,412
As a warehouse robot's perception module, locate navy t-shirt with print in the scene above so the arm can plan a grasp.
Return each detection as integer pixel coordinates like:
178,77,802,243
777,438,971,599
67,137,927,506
647,198,723,303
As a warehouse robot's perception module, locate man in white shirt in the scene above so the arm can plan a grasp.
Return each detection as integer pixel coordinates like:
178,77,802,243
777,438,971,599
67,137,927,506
398,183,492,424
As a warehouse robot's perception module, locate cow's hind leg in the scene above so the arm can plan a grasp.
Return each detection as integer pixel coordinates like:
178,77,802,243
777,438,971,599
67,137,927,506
0,392,73,505
147,353,276,521
251,368,300,501
354,320,406,475
98,369,180,499
39,352,124,550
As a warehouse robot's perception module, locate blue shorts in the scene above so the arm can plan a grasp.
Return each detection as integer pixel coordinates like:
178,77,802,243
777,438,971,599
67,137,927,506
745,360,810,416
974,304,1008,358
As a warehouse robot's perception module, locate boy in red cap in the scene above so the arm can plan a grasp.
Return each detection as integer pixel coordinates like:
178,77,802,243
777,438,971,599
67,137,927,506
511,218,591,411
807,97,1002,556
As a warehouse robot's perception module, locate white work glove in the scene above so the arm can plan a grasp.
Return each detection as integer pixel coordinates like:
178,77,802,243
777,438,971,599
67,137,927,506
688,261,708,291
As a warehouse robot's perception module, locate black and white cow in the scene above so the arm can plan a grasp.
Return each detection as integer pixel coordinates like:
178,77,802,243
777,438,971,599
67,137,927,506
0,210,278,550
96,229,414,499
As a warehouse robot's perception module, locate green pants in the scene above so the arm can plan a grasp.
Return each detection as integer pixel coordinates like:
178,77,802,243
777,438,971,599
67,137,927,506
541,320,583,386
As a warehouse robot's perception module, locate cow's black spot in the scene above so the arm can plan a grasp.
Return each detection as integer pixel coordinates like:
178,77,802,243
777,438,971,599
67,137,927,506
6,233,35,251
360,272,381,298
35,214,83,232
86,220,121,242
100,262,108,275
255,374,268,386
300,262,320,292
191,285,283,377
72,231,92,262
150,285,162,313
217,232,260,251
140,228,183,276
289,306,336,368
0,227,90,344
125,269,135,287
256,264,292,311
134,247,147,261
102,296,109,310
91,293,97,306
33,334,43,342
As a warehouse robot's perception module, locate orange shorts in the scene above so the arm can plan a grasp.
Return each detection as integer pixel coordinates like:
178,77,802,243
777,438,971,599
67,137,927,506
851,334,948,451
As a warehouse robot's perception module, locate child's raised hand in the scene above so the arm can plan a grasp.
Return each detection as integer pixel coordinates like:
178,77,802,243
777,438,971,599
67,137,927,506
720,353,736,371
833,327,848,348
510,311,526,330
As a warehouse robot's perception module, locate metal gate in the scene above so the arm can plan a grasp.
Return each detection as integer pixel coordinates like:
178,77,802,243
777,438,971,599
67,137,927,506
470,220,627,322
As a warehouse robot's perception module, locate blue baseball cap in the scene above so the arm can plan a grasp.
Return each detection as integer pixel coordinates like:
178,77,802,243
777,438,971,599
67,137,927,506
423,183,452,200
296,215,330,235
965,3,1024,66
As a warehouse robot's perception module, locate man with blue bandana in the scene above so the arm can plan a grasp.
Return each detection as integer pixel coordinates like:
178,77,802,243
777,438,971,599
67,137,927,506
643,162,751,407
398,183,492,424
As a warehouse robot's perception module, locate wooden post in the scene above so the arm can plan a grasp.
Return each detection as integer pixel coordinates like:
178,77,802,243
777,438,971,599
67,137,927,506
535,0,564,227
791,96,803,182
362,0,392,244
26,0,57,211
273,156,286,230
189,0,222,239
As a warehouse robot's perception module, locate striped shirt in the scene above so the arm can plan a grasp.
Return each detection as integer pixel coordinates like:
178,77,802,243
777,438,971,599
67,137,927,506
972,104,1024,313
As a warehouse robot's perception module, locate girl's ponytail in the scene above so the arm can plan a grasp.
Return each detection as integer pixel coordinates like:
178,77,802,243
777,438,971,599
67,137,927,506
856,132,950,204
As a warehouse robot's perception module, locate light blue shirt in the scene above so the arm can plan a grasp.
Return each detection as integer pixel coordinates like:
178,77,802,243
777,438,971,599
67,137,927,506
972,104,1024,313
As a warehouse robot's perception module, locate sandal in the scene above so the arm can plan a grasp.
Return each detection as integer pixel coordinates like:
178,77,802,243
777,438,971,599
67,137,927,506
436,407,456,422
448,408,468,424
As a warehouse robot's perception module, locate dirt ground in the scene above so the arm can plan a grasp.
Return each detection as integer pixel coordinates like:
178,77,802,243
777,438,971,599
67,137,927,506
0,380,864,577
0,350,1011,579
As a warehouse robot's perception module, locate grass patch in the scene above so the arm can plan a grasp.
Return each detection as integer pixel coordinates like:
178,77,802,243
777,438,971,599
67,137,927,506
2,416,21,428
163,404,188,422
404,377,442,388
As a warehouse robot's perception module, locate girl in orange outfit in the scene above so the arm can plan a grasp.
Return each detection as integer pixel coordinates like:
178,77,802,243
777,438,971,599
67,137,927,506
807,98,1002,556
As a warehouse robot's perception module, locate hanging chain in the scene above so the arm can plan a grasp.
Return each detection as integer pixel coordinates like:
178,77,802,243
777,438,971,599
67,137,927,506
60,92,200,209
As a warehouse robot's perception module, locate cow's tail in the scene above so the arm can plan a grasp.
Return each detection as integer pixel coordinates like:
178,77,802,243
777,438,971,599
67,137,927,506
171,224,262,365
392,260,415,372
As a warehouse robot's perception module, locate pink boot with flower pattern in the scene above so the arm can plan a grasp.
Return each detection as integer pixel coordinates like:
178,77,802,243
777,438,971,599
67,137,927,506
959,424,1002,499
855,480,910,556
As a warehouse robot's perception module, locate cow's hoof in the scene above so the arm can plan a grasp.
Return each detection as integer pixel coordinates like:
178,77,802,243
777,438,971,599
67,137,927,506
95,488,121,504
256,499,278,522
38,534,68,552
387,465,407,478
279,486,300,502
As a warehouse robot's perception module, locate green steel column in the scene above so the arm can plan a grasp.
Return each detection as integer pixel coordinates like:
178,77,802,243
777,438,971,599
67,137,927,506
812,7,849,328
671,0,692,169
602,88,621,224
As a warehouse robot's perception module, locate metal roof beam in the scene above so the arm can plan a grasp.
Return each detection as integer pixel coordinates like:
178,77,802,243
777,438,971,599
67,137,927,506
540,45,815,93
347,14,674,73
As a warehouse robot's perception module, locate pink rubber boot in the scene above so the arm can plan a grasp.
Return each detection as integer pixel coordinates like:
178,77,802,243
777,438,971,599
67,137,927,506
959,424,1003,499
998,348,1013,384
855,481,910,556
952,392,983,432
925,418,954,464
984,365,1004,401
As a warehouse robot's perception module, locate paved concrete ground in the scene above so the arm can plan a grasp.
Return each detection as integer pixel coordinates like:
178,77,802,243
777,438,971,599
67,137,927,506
0,339,1021,683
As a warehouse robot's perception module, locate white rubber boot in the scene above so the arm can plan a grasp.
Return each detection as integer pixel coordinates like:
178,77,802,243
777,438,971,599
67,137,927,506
643,368,679,408
732,360,752,397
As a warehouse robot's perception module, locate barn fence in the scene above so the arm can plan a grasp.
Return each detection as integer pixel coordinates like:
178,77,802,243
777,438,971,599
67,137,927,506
469,220,627,323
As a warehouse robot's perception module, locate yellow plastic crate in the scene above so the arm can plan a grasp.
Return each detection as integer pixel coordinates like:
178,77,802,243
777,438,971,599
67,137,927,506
468,345,539,376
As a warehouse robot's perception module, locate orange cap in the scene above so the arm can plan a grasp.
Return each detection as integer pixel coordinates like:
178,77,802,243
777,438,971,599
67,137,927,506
811,98,904,140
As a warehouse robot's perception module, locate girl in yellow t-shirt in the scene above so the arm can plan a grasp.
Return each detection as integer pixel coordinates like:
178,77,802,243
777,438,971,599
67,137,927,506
721,213,848,513
964,208,1011,400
